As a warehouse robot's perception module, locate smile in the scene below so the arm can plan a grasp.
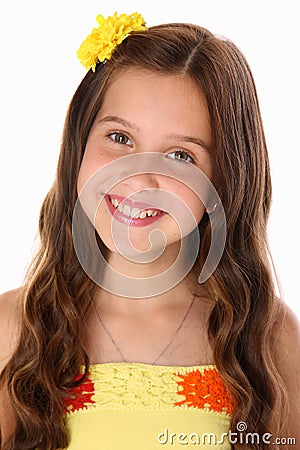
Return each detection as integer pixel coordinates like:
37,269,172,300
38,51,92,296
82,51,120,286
105,194,166,227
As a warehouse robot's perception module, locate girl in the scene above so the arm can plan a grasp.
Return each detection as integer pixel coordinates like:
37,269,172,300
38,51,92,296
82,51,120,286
0,12,299,450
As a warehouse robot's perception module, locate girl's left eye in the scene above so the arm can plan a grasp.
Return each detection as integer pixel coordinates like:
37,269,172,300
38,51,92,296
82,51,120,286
108,132,132,145
167,150,194,163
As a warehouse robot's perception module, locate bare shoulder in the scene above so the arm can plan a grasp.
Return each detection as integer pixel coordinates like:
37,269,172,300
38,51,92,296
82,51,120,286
0,288,22,443
0,287,22,371
272,299,300,365
272,299,300,439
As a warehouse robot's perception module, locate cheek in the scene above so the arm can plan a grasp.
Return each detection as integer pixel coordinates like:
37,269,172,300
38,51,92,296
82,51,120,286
77,149,115,194
169,183,206,224
188,194,207,223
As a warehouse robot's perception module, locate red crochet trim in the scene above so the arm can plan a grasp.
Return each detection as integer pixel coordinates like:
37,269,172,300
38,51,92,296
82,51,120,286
65,373,96,413
174,368,234,414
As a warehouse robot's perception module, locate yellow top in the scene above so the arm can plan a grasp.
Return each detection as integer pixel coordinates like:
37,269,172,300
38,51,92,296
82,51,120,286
64,362,234,449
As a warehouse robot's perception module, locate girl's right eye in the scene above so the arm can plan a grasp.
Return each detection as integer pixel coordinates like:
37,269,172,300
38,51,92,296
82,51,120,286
107,132,132,145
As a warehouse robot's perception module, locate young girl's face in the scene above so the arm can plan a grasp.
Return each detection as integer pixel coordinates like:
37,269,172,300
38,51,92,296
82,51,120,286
77,69,213,258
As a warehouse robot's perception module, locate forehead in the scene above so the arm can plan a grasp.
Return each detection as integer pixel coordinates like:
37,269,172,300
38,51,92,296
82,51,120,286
99,68,211,137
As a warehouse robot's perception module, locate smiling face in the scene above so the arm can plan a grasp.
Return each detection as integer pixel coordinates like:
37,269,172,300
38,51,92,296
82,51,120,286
77,69,213,260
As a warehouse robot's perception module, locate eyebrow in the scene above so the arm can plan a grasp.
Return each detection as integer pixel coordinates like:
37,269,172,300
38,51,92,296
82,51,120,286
97,116,140,132
167,133,210,152
97,115,210,152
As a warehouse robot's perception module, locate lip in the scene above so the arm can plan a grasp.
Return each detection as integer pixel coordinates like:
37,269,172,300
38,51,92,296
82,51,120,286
104,194,167,227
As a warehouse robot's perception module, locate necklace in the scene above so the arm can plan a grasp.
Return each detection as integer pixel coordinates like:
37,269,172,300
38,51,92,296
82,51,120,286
93,294,196,365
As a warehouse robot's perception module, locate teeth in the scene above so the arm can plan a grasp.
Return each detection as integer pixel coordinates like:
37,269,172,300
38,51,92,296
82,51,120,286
110,196,160,219
139,211,147,219
131,207,140,218
111,198,119,207
122,205,131,217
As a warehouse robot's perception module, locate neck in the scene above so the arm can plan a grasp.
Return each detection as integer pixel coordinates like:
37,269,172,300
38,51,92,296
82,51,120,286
95,265,206,317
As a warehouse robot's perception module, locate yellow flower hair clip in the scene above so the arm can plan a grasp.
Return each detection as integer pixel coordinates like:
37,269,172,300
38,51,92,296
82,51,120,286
77,12,147,72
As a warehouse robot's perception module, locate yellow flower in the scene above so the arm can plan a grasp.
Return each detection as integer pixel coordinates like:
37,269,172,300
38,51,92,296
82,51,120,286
77,12,147,72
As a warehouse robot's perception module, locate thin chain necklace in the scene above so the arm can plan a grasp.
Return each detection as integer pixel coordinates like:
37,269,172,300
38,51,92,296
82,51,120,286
93,294,196,365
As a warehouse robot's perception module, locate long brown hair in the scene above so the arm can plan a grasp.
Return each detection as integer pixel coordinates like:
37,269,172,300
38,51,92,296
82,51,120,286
0,23,287,449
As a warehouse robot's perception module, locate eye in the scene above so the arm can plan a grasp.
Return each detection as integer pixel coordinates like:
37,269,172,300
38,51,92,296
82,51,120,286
108,132,132,145
167,150,194,163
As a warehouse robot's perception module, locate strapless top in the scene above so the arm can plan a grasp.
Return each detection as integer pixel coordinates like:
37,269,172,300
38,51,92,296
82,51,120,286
64,362,234,449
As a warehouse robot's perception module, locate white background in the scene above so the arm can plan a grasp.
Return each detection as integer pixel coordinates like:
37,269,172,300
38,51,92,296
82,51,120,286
0,0,299,318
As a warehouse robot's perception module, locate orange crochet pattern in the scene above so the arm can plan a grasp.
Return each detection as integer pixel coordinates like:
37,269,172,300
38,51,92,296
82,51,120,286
174,368,234,414
65,373,96,413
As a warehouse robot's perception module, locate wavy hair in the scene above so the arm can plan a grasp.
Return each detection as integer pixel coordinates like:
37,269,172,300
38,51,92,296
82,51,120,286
0,23,287,449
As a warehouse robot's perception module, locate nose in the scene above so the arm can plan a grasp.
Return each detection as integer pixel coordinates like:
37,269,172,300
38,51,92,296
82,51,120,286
122,172,160,195
124,149,160,192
